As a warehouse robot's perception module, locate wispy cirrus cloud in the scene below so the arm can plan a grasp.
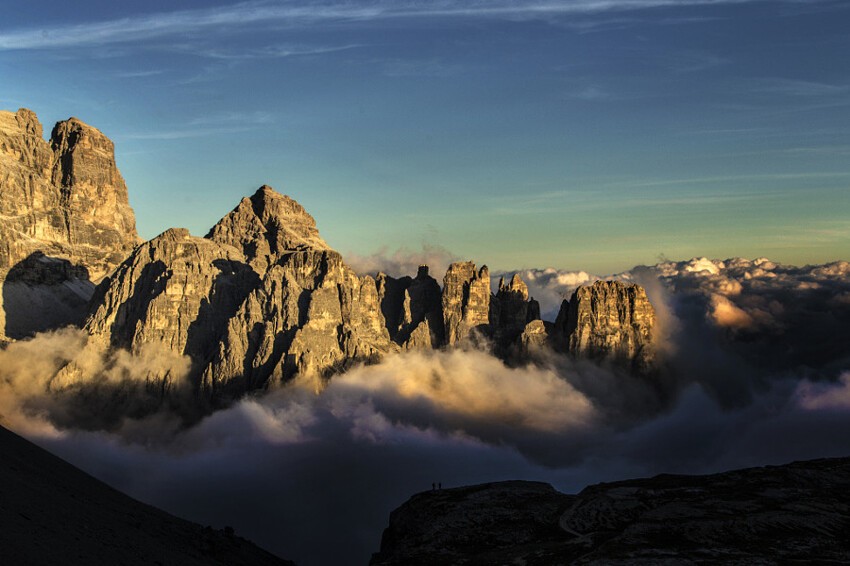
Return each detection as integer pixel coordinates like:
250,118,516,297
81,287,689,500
115,69,163,78
117,111,276,141
0,0,811,51
187,110,275,126
187,43,362,60
379,57,468,78
753,78,850,98
117,127,260,141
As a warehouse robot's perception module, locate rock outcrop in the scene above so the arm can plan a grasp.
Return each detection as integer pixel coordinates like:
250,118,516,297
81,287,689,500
377,266,444,350
372,481,572,566
372,456,850,565
489,273,544,354
82,228,257,387
206,185,330,276
555,280,655,371
441,261,491,346
0,108,138,339
202,246,393,396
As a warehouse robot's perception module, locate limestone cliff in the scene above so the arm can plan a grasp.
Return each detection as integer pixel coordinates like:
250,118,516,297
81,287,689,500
82,227,257,388
490,273,544,352
206,184,329,276
0,108,137,279
78,232,656,404
202,247,394,396
556,280,655,371
377,266,444,350
441,261,491,346
0,108,138,339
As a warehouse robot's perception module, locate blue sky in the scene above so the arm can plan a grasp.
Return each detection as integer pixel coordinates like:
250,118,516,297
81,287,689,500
2,0,849,274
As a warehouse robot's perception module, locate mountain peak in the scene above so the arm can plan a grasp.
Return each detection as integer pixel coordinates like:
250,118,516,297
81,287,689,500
207,185,330,275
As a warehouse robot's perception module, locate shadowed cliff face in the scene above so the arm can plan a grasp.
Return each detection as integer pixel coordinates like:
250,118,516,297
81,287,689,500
2,252,93,339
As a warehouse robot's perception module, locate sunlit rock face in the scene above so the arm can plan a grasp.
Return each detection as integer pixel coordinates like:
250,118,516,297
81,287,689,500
83,227,257,389
371,457,850,565
556,280,655,371
203,247,394,396
441,261,491,346
518,319,548,357
0,109,137,278
0,108,138,339
206,185,330,276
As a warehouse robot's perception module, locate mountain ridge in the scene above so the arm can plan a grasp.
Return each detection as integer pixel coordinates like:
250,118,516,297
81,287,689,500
0,108,658,427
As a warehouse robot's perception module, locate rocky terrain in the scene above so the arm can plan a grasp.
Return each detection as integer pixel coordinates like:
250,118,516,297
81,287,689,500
371,456,850,565
0,424,293,565
0,108,137,340
0,108,657,420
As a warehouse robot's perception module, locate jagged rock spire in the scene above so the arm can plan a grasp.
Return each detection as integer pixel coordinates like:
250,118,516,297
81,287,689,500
206,185,329,276
442,262,490,346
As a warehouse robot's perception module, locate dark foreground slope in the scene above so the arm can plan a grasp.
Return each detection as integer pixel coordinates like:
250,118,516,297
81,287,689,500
0,425,293,566
372,457,850,565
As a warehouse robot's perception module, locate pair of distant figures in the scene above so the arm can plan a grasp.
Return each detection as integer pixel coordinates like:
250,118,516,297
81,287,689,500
431,482,442,490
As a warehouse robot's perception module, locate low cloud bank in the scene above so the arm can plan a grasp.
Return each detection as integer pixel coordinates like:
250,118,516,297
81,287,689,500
2,256,850,566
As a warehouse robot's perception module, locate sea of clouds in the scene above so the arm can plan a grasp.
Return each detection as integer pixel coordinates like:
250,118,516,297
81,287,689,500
2,255,850,565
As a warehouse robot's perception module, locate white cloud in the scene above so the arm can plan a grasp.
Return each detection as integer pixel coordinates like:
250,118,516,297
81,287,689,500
0,1,801,51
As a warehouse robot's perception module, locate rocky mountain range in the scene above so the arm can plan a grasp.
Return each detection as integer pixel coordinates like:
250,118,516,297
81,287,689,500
370,456,850,565
0,108,657,422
